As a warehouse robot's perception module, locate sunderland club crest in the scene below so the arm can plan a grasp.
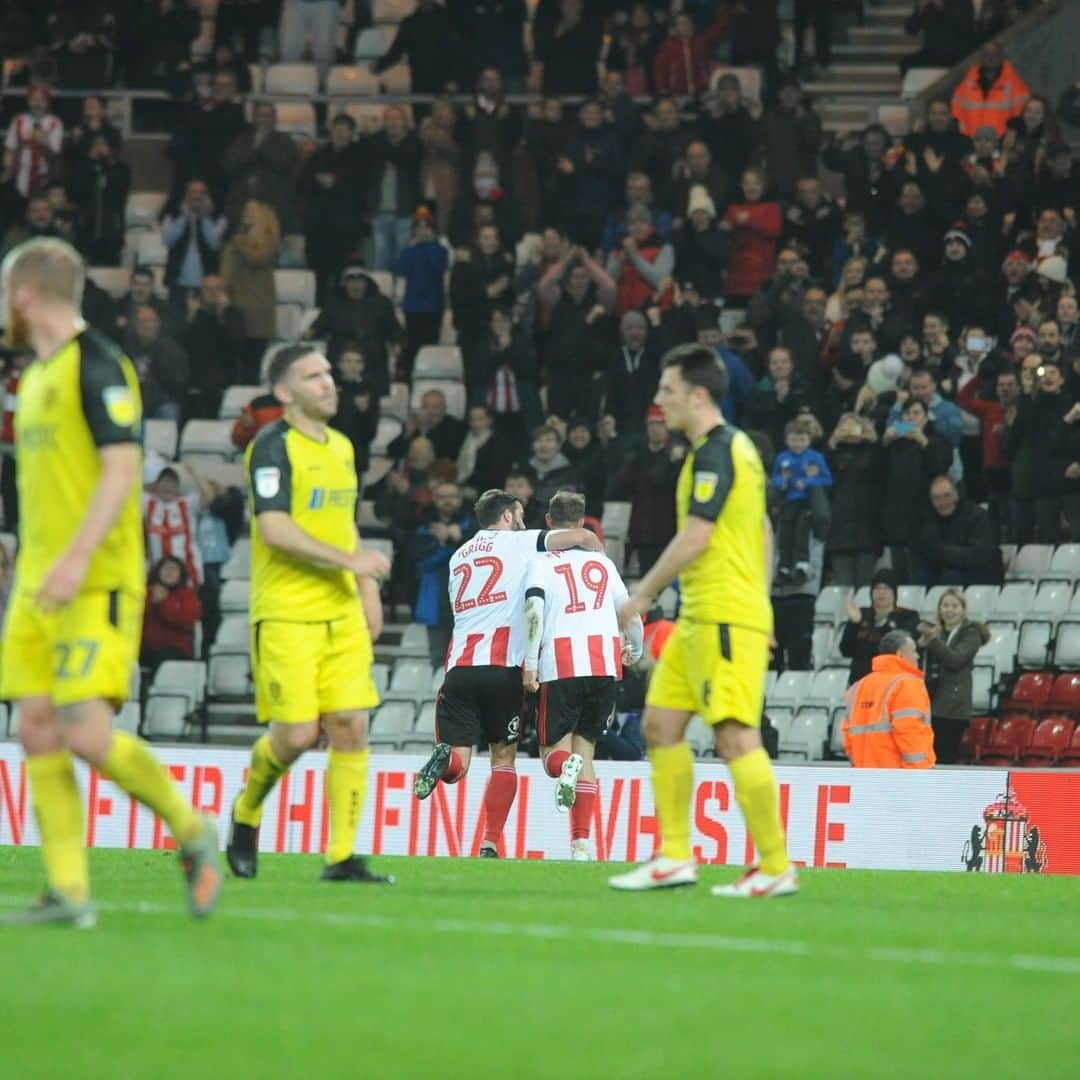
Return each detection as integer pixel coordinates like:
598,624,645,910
962,791,1047,873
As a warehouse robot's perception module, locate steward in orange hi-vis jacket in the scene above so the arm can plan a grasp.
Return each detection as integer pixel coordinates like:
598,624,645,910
842,630,936,768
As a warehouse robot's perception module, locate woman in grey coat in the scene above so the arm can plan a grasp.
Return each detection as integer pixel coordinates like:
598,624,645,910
917,589,991,764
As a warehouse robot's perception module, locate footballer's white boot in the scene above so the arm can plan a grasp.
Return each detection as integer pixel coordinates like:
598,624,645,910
608,855,698,891
570,839,592,861
554,753,584,813
711,865,800,899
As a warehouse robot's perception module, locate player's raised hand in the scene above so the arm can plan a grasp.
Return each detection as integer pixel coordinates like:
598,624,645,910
36,550,90,612
353,550,391,581
523,669,539,693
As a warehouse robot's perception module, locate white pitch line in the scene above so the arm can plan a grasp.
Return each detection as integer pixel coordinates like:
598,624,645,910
1,894,1078,976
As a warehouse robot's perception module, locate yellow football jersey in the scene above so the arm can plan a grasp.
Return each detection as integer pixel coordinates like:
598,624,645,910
676,424,772,634
246,418,360,622
14,328,144,595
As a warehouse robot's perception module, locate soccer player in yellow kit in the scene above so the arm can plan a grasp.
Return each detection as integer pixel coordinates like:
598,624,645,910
0,238,222,928
226,345,394,884
610,344,798,897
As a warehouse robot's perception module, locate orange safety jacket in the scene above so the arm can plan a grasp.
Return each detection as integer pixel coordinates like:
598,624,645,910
950,60,1030,137
842,653,936,768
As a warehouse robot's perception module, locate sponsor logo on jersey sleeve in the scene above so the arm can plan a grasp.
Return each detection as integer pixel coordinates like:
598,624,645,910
103,386,136,427
693,470,719,503
255,467,281,498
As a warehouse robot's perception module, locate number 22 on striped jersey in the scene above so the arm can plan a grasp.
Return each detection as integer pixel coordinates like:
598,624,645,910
452,556,507,613
554,560,609,614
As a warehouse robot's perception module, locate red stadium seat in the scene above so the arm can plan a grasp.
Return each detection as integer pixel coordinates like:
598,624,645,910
1001,671,1054,717
1038,672,1080,721
976,715,1035,765
958,716,993,764
1060,727,1080,768
1019,718,1075,766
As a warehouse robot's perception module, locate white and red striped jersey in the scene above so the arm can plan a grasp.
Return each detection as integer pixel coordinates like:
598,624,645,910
524,549,630,683
445,528,551,670
143,493,204,586
4,112,63,197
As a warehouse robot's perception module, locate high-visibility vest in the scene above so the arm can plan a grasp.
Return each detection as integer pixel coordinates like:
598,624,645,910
950,61,1030,137
842,653,936,768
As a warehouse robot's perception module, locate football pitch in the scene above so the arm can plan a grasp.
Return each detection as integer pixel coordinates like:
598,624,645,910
1,849,1077,1079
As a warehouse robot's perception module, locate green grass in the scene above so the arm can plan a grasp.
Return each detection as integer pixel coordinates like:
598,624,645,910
1,849,1078,1079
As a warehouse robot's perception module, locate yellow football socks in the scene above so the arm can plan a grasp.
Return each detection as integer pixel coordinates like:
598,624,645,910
325,747,369,865
233,734,288,828
647,741,694,861
729,747,790,876
103,731,201,847
28,750,89,904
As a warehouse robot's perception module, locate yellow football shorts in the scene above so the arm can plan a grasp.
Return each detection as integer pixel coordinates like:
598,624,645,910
646,619,768,727
0,587,141,708
252,607,379,723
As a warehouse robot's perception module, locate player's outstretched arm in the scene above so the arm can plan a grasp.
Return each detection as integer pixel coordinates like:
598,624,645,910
257,511,389,580
545,527,603,553
37,443,140,610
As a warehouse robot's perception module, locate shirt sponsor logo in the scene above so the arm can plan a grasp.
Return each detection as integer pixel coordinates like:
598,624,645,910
255,467,281,498
103,386,136,427
693,470,718,503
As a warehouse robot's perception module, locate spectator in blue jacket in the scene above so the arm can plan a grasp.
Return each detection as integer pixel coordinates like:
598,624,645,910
694,306,754,425
773,418,833,585
410,481,478,663
397,206,448,379
886,366,966,447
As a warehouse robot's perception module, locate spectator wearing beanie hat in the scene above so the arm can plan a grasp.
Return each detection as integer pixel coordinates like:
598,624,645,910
1009,324,1039,363
839,568,921,686
672,185,731,301
925,220,991,330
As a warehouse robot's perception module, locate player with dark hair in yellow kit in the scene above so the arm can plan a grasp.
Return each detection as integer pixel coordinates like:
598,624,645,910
0,238,221,927
226,344,394,884
610,343,797,897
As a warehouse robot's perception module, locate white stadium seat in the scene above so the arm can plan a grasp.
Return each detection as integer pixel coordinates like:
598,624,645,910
379,65,411,93
992,582,1036,626
384,659,432,704
373,0,414,24
371,416,403,456
143,661,207,740
265,63,319,97
218,384,264,420
686,716,713,757
414,346,464,382
897,585,925,612
208,618,251,699
1008,544,1052,582
326,64,381,96
219,578,251,615
222,538,252,581
1042,544,1080,583
179,419,236,463
275,302,304,340
920,585,950,621
370,702,416,747
274,269,317,309
134,231,168,269
125,191,167,230
659,586,679,619
779,710,829,761
601,502,631,541
371,662,390,698
814,585,847,626
354,27,394,61
274,103,317,139
387,622,428,658
1053,621,1080,669
144,418,178,460
805,667,849,708
87,266,131,298
963,585,998,622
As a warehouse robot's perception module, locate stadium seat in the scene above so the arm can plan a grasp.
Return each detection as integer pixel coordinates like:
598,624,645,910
962,585,998,622
358,499,381,528
811,626,832,671
368,270,395,297
387,622,428,658
354,27,393,60
327,64,381,95
248,63,264,95
604,538,625,572
370,416,403,456
414,345,464,382
265,63,319,97
115,703,140,734
144,418,179,459
814,585,848,626
919,585,950,620
976,715,1034,765
373,0,414,22
897,585,925,611
768,670,813,713
274,302,304,340
179,419,236,463
125,191,167,230
370,702,417,748
658,586,678,619
371,662,390,698
363,456,394,489
416,701,436,736
0,532,15,559
1041,543,1080,583
828,708,847,758
1008,544,1052,582
805,667,849,708
410,379,466,420
87,266,131,298
430,666,445,696
686,716,713,757
1020,718,1075,766
380,382,410,422
602,502,631,541
901,67,949,98
274,269,317,309
207,617,251,699
199,461,246,490
852,585,870,609
274,103,317,139
1059,726,1080,767
977,627,1018,680
971,665,993,713
957,716,993,764
133,230,168,268
1040,672,1080,720
364,535,395,568
218,384,264,420
143,661,207,740
779,709,829,761
1052,621,1080,669
222,538,252,580
708,65,762,101
992,582,1036,625
1017,622,1053,670
379,65,411,93
219,578,251,615
1001,671,1055,717
384,659,432,704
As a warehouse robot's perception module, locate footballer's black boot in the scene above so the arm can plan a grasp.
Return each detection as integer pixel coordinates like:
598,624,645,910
320,855,396,884
226,799,259,879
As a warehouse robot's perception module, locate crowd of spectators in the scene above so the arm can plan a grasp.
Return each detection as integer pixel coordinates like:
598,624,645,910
0,0,1075,682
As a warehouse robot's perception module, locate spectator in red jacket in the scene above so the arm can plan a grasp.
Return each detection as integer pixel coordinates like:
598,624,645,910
230,391,284,450
720,167,783,305
652,9,733,101
141,555,203,674
606,205,675,317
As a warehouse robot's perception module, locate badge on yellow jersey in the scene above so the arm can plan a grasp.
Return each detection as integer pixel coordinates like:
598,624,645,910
103,386,136,427
693,471,719,503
